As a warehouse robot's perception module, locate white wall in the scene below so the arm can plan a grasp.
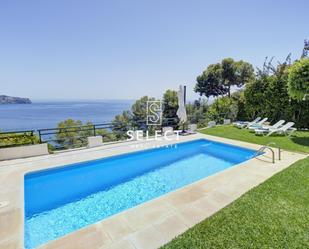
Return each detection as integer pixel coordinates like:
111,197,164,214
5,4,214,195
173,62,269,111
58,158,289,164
0,143,49,161
87,136,103,148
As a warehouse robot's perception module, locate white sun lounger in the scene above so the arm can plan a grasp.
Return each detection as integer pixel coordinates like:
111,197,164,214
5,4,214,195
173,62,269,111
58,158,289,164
256,122,295,136
247,118,268,129
266,122,295,136
234,117,261,128
254,120,285,135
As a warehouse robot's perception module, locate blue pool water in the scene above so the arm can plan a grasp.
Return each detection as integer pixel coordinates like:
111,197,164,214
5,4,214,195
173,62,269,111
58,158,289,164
24,139,257,249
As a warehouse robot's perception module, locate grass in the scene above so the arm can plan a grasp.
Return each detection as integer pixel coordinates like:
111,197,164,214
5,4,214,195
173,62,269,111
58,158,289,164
199,125,309,154
162,156,309,249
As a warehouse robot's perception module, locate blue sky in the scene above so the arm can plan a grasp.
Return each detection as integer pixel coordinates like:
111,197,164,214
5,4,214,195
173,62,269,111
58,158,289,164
0,0,308,100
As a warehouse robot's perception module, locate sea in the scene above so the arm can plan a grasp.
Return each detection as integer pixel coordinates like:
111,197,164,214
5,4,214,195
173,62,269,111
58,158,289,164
0,100,134,132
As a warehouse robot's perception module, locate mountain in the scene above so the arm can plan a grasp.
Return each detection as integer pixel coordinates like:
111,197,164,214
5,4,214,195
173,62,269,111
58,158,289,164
0,95,32,104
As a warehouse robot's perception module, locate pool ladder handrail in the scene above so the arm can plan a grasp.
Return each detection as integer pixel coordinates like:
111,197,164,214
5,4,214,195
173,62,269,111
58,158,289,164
255,146,275,163
266,142,281,161
254,142,281,164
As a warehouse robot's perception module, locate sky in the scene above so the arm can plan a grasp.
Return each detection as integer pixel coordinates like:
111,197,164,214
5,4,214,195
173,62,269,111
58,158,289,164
0,0,308,101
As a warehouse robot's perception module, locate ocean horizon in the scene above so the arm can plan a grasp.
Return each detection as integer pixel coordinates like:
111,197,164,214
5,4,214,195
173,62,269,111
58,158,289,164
0,100,134,132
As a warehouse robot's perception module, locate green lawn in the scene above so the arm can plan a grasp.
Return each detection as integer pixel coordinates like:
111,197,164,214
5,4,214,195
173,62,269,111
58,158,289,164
199,125,309,154
162,156,309,249
162,125,309,248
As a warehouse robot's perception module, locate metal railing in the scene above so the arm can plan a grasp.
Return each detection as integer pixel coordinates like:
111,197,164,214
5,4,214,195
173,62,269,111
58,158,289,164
0,115,235,150
37,123,114,145
37,118,178,150
266,142,281,160
0,117,180,150
0,130,37,148
255,145,275,163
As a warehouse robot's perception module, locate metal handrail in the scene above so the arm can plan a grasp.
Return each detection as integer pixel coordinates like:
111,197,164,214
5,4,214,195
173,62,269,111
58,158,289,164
266,142,281,160
255,145,275,163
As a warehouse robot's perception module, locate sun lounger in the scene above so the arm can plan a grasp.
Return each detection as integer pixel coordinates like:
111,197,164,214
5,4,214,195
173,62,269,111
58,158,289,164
256,122,295,136
254,120,285,135
236,117,264,129
247,118,268,129
181,124,197,135
267,122,295,136
234,117,261,128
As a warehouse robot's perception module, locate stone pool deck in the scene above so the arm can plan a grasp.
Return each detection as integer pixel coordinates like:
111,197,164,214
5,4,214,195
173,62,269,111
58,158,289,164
0,133,307,249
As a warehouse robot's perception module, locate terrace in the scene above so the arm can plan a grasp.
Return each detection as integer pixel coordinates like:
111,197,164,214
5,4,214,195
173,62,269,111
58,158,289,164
1,1,309,248
0,125,307,249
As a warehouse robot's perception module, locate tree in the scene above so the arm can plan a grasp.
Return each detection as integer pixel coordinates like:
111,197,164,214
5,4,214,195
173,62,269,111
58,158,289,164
54,119,118,148
97,129,116,142
131,96,155,123
112,110,133,140
265,65,291,123
112,96,159,138
195,58,254,98
244,57,288,121
130,95,157,132
195,63,225,98
243,56,309,128
162,90,179,127
186,98,209,127
162,90,178,119
56,119,89,149
231,90,248,121
301,39,309,58
288,58,309,101
244,76,269,119
221,58,254,97
206,96,238,123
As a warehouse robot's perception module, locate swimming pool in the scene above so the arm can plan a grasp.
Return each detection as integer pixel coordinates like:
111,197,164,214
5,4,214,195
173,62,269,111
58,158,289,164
24,139,257,248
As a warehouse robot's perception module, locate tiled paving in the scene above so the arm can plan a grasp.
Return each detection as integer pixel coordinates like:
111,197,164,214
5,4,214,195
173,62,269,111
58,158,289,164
0,133,306,249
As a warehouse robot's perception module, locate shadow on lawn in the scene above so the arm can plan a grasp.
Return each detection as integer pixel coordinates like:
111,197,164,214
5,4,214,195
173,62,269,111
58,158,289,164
289,130,309,148
290,137,309,147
